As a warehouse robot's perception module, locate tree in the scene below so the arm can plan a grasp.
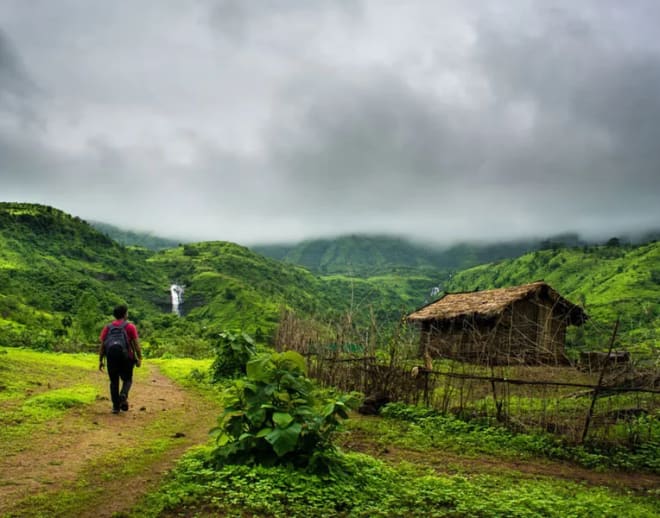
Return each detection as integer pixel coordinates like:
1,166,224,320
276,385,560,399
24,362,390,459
76,291,100,342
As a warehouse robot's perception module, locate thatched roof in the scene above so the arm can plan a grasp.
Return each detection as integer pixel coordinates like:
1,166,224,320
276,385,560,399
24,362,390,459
407,281,587,326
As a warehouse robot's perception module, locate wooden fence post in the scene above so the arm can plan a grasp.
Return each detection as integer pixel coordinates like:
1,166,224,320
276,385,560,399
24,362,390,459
581,318,619,443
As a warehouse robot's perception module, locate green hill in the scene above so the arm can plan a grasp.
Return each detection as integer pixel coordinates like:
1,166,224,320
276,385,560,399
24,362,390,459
148,241,438,339
148,242,322,336
443,242,660,354
0,204,435,356
0,203,169,348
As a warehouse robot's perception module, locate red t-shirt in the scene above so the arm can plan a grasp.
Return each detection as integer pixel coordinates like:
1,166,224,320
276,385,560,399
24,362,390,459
100,320,139,358
99,320,138,342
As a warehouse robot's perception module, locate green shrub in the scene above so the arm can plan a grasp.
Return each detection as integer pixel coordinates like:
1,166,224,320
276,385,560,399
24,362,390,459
210,331,256,382
211,349,360,470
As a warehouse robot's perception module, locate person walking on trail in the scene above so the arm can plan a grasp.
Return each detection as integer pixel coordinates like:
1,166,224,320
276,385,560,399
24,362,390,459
99,304,143,414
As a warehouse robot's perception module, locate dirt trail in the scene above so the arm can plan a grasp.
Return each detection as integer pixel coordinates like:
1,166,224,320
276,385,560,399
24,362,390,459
0,363,220,517
340,419,660,495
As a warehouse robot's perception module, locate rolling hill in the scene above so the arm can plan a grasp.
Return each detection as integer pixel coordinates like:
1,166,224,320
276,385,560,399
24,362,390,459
0,203,169,347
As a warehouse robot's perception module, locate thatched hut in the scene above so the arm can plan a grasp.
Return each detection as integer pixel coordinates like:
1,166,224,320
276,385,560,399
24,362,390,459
407,281,588,365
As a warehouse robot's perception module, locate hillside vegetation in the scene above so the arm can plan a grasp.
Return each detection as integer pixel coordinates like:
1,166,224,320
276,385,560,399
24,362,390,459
148,241,437,341
1,204,659,516
444,242,660,354
0,203,168,349
0,203,435,356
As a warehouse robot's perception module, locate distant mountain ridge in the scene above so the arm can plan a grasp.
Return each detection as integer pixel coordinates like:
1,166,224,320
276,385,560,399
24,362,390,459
252,231,659,278
252,234,570,276
90,221,183,250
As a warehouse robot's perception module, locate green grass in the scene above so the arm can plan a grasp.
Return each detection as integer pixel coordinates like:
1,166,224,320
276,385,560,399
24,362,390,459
0,348,100,453
132,447,660,518
2,347,659,517
367,403,660,473
150,357,213,385
0,348,220,518
0,347,96,400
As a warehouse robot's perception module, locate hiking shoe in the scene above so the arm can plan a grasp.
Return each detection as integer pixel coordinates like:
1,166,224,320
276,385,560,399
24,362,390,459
119,394,129,411
112,407,120,414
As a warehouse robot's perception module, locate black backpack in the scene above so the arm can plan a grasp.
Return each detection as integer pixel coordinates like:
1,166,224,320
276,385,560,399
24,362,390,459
103,321,131,360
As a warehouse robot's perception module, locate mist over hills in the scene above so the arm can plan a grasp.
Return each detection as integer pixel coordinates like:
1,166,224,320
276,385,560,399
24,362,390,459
90,219,659,278
89,221,184,251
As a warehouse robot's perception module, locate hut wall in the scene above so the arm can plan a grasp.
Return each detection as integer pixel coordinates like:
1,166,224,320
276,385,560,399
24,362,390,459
419,298,568,365
536,302,567,362
495,299,539,360
421,318,501,363
494,298,566,363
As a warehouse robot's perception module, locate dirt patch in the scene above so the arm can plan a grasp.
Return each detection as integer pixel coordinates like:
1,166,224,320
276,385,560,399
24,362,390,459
0,363,220,517
339,420,660,495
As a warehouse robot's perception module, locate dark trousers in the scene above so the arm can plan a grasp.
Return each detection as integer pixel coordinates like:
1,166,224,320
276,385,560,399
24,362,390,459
107,357,135,410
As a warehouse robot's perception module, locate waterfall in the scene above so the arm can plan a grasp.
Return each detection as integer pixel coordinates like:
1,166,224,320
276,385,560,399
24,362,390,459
170,284,184,316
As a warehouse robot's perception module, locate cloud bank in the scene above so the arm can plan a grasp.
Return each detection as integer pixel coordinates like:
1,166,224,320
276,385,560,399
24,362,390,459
0,1,658,244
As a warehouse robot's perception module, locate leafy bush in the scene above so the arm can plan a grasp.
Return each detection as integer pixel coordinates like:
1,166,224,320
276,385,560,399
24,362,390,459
210,331,256,382
211,349,360,470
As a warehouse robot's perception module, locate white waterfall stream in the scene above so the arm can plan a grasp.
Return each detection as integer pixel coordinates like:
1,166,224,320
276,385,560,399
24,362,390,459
170,284,184,316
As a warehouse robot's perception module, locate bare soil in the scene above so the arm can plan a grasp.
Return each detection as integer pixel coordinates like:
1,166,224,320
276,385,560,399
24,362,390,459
0,363,220,518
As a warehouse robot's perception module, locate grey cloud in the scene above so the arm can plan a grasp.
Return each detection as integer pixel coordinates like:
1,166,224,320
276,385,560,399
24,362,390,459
0,1,658,244
472,4,660,200
249,2,660,241
208,0,363,43
0,26,40,129
0,27,32,95
270,73,483,209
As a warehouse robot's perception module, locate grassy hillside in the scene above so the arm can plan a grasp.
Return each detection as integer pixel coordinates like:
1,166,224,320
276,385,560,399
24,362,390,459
444,242,660,354
147,241,322,337
0,203,169,348
148,241,437,340
0,204,434,355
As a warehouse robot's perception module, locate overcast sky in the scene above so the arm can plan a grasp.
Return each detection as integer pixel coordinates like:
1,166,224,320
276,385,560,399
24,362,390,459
0,1,659,245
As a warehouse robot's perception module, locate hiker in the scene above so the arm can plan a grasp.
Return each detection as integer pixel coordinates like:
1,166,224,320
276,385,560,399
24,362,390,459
99,304,143,414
